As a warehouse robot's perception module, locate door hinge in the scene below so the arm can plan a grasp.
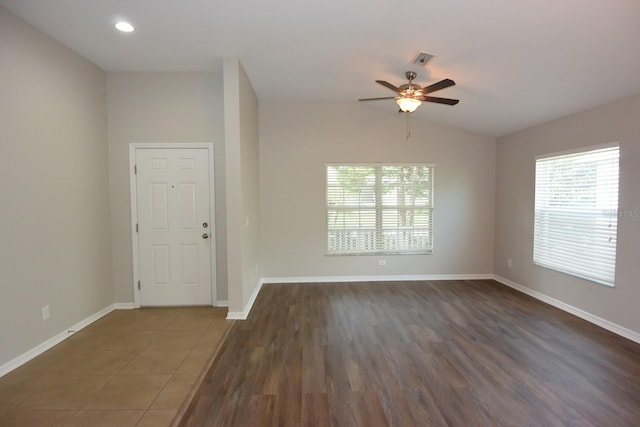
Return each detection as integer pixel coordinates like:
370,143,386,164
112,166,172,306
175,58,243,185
136,223,138,232
134,164,137,174
138,280,141,290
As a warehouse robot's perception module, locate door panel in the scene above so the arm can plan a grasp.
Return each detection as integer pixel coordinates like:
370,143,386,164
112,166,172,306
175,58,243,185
179,184,197,229
151,183,169,230
136,148,212,306
152,245,170,285
181,244,198,284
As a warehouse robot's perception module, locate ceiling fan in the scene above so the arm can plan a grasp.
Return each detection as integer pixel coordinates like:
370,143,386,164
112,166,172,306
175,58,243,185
359,71,459,113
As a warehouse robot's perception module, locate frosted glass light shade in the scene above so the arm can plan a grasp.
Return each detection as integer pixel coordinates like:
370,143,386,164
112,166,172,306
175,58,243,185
396,97,421,112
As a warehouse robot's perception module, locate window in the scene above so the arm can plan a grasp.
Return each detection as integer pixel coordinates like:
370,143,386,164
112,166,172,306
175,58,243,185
533,144,619,286
326,164,434,255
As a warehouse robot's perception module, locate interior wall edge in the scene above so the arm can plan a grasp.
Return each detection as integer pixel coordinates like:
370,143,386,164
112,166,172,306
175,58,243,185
260,274,494,284
226,279,264,320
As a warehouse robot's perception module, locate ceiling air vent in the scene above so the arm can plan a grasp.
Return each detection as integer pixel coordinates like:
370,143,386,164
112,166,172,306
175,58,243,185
412,51,435,67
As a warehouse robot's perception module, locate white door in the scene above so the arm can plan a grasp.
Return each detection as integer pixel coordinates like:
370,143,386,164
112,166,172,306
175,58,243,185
135,148,213,306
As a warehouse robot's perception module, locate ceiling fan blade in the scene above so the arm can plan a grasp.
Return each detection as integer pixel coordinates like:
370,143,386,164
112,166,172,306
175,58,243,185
358,96,397,101
421,96,459,105
375,80,401,93
421,78,455,94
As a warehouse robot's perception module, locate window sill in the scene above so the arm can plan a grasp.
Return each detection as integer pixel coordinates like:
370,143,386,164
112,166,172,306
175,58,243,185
326,251,433,256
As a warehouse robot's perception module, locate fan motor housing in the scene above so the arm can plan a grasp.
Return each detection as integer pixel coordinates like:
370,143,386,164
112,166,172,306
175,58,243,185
398,83,423,94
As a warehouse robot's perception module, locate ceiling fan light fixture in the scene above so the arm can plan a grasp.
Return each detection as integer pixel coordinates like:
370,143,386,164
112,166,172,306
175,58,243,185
397,97,421,113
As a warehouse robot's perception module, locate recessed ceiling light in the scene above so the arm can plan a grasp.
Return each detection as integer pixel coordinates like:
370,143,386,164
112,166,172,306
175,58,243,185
115,22,134,32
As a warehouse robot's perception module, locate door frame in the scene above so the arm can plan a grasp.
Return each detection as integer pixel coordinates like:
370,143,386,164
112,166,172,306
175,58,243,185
129,142,217,308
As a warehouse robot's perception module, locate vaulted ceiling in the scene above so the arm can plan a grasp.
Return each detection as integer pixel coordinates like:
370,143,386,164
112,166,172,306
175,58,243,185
2,0,639,136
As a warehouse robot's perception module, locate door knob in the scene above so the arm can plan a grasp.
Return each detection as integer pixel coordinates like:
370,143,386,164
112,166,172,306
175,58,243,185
202,233,209,239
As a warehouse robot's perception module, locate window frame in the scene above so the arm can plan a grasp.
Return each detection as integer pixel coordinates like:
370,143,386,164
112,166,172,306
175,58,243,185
325,162,435,256
532,142,620,287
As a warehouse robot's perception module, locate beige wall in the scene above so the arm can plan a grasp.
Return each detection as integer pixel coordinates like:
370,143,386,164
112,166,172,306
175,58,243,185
0,8,112,366
259,101,496,278
106,72,227,302
495,94,640,333
223,58,261,314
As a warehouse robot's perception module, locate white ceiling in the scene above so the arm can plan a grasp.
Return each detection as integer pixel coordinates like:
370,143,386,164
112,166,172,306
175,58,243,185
2,0,640,137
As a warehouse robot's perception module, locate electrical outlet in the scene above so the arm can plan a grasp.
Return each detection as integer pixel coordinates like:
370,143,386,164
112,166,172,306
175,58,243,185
378,260,386,266
507,258,512,268
42,305,50,320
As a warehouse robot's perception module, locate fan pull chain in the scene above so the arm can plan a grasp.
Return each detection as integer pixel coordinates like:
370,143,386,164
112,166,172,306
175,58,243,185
406,111,411,140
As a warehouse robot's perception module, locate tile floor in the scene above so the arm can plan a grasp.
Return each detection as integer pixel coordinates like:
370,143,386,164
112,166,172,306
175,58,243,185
0,307,231,427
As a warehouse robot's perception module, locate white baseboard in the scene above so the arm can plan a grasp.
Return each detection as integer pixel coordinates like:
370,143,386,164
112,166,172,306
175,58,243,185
225,312,244,319
494,275,640,345
261,274,494,284
226,280,264,320
226,274,491,320
0,304,116,377
113,302,135,309
115,301,228,309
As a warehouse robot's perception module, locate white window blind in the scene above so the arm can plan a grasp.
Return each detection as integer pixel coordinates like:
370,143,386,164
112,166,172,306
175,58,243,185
533,144,619,286
326,164,434,255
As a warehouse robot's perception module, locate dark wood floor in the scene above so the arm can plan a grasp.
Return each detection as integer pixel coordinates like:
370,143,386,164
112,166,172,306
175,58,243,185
181,280,640,427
